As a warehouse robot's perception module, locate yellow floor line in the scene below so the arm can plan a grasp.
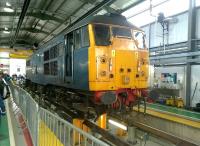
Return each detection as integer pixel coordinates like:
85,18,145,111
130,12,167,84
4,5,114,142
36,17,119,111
39,121,64,146
133,107,200,129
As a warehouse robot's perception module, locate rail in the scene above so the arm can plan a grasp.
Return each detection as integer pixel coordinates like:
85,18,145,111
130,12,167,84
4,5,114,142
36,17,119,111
9,83,110,146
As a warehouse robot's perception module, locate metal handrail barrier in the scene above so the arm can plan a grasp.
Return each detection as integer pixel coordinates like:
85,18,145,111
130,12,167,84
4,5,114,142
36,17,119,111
9,83,39,146
9,83,110,146
40,107,110,146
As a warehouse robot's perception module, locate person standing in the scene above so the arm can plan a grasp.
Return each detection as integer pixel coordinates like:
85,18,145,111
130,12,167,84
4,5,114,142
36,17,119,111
0,71,10,125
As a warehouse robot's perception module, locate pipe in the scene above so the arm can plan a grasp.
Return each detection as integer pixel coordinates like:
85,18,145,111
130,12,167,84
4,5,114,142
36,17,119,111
11,0,31,47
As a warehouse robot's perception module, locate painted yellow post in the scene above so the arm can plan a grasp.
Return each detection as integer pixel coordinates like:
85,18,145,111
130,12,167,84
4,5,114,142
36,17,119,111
97,114,107,129
73,119,90,145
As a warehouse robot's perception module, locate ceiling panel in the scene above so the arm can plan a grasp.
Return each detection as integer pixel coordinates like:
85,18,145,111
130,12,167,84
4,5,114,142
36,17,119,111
0,0,144,49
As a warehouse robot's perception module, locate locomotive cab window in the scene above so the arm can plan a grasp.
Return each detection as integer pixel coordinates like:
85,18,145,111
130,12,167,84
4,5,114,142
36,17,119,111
94,24,110,46
134,31,146,49
112,27,132,39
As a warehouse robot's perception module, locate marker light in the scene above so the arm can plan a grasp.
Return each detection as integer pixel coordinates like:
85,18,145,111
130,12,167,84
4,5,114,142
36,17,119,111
108,119,127,130
3,30,10,34
6,2,11,7
4,7,14,12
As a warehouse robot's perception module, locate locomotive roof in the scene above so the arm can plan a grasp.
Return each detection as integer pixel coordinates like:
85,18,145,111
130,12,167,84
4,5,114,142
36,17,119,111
36,14,142,52
66,14,142,33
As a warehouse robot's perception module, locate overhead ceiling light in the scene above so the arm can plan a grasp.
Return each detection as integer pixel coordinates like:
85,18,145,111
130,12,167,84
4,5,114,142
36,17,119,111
6,2,11,7
4,7,14,12
3,30,10,34
108,119,127,130
4,27,8,30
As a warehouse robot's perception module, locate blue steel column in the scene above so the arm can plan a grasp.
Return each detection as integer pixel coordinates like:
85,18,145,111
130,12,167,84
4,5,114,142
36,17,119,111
186,0,196,107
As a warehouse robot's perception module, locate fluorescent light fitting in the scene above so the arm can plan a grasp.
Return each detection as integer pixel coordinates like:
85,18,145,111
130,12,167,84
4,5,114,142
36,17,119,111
6,2,11,7
3,30,10,34
4,7,14,12
108,119,127,130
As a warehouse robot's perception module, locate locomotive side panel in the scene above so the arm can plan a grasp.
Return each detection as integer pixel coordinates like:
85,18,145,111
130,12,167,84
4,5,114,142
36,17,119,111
42,41,65,86
73,47,89,90
64,25,90,90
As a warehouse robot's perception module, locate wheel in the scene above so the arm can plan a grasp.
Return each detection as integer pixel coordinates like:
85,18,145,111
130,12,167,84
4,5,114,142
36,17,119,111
112,97,121,111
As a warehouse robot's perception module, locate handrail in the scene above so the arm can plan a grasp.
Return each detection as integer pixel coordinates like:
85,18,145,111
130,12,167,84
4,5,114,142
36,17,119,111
9,82,109,146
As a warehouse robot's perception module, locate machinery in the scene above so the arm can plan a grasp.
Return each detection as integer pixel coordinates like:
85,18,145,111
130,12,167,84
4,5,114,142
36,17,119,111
26,14,149,111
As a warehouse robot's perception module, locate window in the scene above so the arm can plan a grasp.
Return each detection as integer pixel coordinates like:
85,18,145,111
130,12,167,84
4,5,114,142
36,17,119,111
123,0,190,27
112,27,132,39
44,63,50,75
75,29,81,49
50,47,54,59
50,45,59,59
94,24,110,46
134,31,146,49
50,61,58,76
44,50,49,61
82,26,89,47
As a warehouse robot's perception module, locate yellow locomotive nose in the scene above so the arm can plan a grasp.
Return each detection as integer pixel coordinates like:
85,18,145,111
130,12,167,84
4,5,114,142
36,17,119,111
122,75,130,85
114,50,136,89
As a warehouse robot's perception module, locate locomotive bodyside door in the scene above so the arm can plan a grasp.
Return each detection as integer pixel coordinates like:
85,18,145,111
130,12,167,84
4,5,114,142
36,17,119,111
64,32,74,84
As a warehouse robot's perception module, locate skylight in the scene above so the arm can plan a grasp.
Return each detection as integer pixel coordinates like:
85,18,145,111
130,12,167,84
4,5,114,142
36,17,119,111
122,0,190,27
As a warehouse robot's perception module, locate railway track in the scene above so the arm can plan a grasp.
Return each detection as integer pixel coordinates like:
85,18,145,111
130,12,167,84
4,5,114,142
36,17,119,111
23,86,133,146
23,85,199,146
109,112,199,146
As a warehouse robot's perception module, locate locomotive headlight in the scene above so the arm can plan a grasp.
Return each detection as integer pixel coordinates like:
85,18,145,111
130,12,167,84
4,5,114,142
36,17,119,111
100,57,107,64
122,75,130,85
140,71,145,76
100,71,106,76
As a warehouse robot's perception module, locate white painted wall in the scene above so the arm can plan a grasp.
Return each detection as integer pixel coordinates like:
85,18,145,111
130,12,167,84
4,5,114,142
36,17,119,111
9,59,26,76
